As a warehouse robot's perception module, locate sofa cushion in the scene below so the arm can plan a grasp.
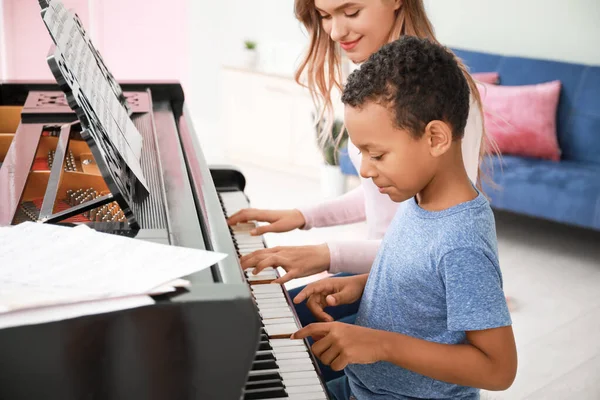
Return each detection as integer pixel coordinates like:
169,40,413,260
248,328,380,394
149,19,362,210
567,66,600,165
495,57,586,158
483,155,600,230
478,80,562,161
472,72,499,84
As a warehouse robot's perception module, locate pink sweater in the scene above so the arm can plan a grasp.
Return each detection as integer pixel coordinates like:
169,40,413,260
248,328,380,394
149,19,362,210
298,100,483,274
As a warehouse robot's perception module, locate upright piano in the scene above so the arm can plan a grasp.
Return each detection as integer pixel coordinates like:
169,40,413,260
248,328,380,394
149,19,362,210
0,1,330,399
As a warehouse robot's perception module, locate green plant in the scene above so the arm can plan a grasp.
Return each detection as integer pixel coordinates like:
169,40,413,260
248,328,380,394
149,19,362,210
316,118,347,166
244,40,257,50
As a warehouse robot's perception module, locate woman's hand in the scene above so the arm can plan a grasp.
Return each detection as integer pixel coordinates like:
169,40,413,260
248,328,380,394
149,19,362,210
227,208,306,236
293,275,368,322
241,244,331,284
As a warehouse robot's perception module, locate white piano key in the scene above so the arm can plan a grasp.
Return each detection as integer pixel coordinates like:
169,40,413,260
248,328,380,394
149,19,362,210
247,269,278,277
272,344,309,354
233,230,256,237
252,292,284,300
262,317,297,326
231,222,256,230
267,389,327,400
247,274,277,281
235,237,264,245
258,304,293,312
247,273,278,281
246,267,275,274
286,385,326,394
283,377,322,386
270,339,306,347
255,297,287,305
251,284,282,293
264,323,300,337
260,310,295,320
269,396,327,400
278,363,317,373
236,240,264,247
276,358,313,367
274,351,310,360
257,303,292,311
281,371,321,381
287,391,328,400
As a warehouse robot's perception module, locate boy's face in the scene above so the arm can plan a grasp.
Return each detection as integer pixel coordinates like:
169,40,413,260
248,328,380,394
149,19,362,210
344,102,436,203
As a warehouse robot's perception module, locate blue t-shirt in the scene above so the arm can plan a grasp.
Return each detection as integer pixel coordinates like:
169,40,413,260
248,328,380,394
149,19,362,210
345,192,512,400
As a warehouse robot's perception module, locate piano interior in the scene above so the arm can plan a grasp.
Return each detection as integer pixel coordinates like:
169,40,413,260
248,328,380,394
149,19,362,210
0,1,331,399
7,122,123,224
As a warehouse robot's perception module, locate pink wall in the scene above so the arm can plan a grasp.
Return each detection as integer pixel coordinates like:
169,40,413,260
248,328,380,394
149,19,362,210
1,0,189,92
3,0,90,81
92,0,189,85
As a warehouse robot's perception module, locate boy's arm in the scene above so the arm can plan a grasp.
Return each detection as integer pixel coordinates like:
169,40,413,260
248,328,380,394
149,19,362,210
294,323,516,391
380,325,517,390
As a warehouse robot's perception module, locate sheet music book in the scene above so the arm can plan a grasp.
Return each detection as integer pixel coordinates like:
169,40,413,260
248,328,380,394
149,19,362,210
40,0,148,192
0,222,227,319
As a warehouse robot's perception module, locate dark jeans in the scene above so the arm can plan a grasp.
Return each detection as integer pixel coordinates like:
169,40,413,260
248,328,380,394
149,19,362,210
287,273,361,382
326,375,355,400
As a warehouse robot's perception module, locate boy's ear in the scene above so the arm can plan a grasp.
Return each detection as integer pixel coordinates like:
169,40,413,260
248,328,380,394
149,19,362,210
425,120,453,158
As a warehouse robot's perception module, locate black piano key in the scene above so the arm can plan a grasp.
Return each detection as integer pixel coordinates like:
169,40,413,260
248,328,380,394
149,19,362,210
243,387,288,400
246,372,282,383
254,352,276,362
245,379,284,390
251,359,279,371
258,341,272,351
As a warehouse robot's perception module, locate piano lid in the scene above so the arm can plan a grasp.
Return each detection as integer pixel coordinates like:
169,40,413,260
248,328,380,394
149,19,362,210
38,0,149,227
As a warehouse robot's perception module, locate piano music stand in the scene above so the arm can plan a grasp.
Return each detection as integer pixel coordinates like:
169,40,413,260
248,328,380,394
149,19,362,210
35,0,150,229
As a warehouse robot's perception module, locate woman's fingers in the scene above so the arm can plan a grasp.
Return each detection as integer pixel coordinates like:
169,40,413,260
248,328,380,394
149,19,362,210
227,208,276,226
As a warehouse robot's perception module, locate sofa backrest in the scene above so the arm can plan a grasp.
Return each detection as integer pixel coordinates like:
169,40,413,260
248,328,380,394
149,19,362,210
453,48,600,165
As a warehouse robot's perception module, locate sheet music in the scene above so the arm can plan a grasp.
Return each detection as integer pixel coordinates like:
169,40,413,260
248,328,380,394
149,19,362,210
42,0,146,189
0,223,227,314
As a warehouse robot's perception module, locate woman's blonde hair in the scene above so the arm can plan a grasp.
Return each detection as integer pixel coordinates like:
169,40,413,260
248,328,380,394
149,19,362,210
294,0,498,189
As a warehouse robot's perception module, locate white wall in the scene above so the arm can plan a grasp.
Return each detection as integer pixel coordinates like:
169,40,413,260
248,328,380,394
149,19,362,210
425,0,600,66
188,0,307,162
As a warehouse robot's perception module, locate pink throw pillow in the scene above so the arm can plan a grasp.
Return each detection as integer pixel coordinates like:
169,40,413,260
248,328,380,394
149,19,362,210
472,72,499,84
477,80,562,161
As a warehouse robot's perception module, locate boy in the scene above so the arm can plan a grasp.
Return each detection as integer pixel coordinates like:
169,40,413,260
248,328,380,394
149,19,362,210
291,36,517,399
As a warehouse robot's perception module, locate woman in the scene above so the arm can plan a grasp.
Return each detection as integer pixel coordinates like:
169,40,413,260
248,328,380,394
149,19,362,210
227,0,491,380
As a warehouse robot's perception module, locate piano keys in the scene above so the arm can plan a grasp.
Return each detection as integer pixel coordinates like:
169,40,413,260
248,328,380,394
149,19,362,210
218,190,330,399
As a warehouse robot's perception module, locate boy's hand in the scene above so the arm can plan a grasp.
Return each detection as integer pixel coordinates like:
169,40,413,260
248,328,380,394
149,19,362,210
292,322,386,370
293,275,367,322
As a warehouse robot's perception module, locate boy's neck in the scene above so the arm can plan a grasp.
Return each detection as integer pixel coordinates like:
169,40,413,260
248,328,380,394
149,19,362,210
415,145,478,211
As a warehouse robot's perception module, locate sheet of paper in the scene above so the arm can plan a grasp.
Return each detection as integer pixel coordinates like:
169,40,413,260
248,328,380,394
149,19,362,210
0,222,226,313
0,295,154,330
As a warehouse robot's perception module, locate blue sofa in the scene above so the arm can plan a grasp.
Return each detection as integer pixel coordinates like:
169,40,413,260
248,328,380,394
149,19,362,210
340,49,600,231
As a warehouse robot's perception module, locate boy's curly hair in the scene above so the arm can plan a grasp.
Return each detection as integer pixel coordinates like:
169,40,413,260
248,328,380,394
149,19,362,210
341,36,470,140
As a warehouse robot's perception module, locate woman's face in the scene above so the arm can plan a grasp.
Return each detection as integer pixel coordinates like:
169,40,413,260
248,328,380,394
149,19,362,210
314,0,401,63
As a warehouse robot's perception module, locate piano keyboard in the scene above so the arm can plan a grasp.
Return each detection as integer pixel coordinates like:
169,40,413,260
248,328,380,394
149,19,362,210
218,191,329,400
